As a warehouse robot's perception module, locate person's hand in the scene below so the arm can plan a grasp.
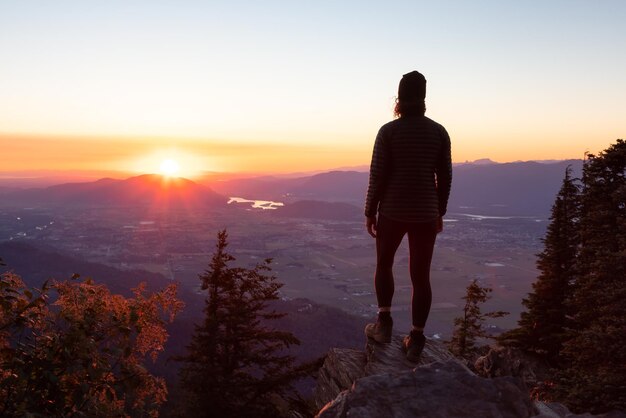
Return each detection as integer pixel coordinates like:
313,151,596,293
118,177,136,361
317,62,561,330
436,216,443,233
366,216,377,238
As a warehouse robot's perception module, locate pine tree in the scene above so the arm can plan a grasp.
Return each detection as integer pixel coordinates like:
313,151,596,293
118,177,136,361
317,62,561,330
499,167,580,363
447,279,508,360
176,230,305,418
554,139,626,413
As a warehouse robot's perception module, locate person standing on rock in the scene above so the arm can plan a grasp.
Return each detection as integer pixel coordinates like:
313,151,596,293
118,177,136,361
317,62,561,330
364,70,452,362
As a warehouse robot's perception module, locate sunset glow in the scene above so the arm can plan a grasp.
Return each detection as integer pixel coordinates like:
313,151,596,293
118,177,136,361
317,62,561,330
0,1,624,176
160,159,180,177
124,148,210,179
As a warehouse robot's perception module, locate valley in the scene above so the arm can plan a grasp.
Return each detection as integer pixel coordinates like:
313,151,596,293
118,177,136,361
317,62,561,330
0,201,546,339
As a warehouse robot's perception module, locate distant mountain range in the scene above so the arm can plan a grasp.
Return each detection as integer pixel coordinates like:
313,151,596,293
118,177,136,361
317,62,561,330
0,160,584,216
208,170,361,202
450,159,583,215
0,174,226,208
209,159,583,216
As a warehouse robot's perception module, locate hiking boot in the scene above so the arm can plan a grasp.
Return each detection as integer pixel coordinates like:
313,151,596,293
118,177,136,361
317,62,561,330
403,331,426,362
364,317,393,343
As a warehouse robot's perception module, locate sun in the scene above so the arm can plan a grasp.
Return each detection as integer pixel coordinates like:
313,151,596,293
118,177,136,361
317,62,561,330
131,150,208,179
159,159,180,177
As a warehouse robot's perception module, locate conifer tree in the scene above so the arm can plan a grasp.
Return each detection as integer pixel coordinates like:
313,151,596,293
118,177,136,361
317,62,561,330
447,279,508,360
176,230,305,418
554,139,626,413
499,167,580,362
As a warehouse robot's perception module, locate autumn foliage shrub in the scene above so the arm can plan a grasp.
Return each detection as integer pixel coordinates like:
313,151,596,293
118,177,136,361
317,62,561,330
0,271,184,417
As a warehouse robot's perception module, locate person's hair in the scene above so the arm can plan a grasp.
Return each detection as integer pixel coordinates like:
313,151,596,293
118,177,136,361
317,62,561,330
394,98,426,118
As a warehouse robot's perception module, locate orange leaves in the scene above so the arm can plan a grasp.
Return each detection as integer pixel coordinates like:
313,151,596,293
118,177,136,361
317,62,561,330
130,282,185,362
0,272,50,337
0,272,184,417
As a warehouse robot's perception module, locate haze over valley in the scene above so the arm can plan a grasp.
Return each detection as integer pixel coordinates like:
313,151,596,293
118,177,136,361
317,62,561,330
0,159,580,338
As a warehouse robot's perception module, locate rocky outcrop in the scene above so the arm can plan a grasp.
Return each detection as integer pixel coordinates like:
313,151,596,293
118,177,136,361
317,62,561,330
314,334,535,418
474,346,626,418
317,359,534,418
474,345,550,389
313,334,457,411
312,335,626,418
313,348,367,409
533,402,626,418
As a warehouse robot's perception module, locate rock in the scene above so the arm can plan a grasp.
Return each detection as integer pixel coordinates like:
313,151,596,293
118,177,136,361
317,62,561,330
314,334,536,417
313,348,366,410
533,401,626,418
364,333,459,377
316,360,535,418
312,334,459,411
474,345,549,389
474,346,626,418
313,335,625,418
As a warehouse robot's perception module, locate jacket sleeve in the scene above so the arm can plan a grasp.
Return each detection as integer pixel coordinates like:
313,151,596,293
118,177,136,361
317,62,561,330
364,126,389,217
435,126,452,217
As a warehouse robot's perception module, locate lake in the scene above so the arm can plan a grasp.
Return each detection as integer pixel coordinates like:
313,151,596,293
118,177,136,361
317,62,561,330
228,197,284,210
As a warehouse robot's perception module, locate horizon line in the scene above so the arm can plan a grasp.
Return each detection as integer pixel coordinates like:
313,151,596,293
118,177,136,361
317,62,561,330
0,158,584,183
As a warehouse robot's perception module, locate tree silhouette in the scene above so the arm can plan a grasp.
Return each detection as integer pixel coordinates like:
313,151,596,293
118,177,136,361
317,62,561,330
500,167,580,363
554,139,626,413
447,279,508,360
175,230,306,418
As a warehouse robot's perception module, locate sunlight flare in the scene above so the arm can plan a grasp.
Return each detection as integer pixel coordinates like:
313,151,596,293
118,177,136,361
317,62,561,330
160,159,180,177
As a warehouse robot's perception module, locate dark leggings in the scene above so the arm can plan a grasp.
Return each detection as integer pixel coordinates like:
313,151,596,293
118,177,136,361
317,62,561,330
375,215,437,328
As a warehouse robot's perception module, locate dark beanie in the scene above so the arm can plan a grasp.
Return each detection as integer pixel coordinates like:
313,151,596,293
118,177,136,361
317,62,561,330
398,71,426,101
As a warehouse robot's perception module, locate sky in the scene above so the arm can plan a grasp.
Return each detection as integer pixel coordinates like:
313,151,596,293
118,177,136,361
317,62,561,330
1,0,625,177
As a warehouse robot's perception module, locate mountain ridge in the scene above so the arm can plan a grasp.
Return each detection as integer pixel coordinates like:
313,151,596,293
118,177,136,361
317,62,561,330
0,160,584,216
209,159,583,216
0,174,226,208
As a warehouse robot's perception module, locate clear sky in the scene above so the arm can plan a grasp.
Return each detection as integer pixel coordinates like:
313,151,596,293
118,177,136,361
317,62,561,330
1,0,625,176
